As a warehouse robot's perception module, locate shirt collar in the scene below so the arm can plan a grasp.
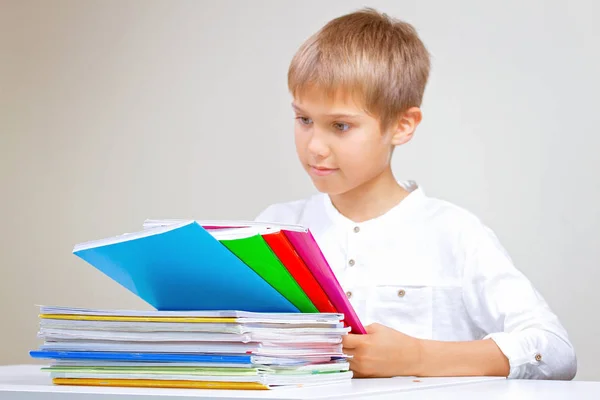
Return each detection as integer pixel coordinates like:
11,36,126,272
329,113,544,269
321,180,426,229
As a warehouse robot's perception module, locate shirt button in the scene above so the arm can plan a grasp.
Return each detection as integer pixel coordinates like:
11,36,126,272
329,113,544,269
397,289,406,297
348,259,355,267
535,353,542,362
353,226,360,233
346,291,352,299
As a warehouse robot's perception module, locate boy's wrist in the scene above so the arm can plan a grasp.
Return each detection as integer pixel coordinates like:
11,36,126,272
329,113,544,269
405,338,510,377
410,338,428,377
388,332,427,377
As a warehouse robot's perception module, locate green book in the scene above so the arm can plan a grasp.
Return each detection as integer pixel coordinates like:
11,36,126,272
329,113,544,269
216,231,318,313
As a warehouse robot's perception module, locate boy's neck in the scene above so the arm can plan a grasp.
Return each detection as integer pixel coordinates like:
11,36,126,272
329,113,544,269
328,168,409,223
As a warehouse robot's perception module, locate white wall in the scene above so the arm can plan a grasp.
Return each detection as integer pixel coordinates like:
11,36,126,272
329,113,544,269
1,0,598,380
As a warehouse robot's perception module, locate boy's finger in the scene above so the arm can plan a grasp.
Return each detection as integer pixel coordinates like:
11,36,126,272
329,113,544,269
348,359,370,378
365,323,383,334
341,333,363,349
342,348,356,357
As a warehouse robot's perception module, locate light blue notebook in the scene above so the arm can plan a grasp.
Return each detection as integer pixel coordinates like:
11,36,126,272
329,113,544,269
72,221,298,312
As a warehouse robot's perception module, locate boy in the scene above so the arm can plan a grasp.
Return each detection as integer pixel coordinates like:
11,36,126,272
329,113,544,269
255,8,576,380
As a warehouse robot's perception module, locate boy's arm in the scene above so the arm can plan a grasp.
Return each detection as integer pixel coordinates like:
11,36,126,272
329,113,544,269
344,221,577,380
417,337,509,377
459,222,577,380
343,323,509,378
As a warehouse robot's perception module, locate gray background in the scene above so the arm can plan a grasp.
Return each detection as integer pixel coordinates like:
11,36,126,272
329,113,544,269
1,0,598,380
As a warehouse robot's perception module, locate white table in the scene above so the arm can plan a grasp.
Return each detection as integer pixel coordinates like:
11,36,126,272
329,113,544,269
1,365,599,400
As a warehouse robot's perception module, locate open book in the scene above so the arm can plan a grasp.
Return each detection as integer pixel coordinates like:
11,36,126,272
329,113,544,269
72,219,365,334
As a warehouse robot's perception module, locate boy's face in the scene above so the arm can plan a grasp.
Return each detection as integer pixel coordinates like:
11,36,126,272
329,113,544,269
292,87,398,196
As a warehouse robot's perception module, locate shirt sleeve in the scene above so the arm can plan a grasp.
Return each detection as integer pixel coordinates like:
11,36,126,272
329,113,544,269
461,222,577,380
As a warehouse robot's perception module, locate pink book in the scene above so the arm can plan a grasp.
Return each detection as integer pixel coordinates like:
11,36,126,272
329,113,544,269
283,229,366,334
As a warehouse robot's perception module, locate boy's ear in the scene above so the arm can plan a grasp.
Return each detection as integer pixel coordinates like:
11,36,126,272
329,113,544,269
390,107,422,146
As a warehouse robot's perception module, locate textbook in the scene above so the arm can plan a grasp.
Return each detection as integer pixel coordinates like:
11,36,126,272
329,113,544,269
73,219,366,334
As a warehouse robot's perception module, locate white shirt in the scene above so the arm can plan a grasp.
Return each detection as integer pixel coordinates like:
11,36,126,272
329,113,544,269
255,181,577,380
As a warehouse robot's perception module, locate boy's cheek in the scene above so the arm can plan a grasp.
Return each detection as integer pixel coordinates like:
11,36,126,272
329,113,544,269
294,137,310,161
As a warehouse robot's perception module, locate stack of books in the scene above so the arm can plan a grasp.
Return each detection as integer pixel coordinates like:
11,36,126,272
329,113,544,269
30,306,351,389
30,219,365,390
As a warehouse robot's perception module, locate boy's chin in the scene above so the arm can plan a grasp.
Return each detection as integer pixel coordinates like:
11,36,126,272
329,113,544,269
310,178,350,196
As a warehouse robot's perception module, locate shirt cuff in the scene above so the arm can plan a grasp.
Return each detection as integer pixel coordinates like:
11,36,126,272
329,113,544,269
485,331,543,379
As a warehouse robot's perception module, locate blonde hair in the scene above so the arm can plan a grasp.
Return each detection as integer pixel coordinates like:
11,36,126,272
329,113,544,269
288,8,430,130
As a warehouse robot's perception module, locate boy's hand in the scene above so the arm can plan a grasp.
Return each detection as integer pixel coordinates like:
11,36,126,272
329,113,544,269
342,323,423,378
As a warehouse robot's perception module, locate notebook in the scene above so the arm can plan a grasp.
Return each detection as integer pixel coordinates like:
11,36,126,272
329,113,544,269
72,219,365,333
72,221,298,313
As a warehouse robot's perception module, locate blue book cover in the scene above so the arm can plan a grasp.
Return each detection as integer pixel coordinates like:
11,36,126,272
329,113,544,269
30,350,251,364
72,221,298,312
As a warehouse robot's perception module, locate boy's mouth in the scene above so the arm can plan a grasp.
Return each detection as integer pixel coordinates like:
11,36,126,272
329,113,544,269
309,165,338,176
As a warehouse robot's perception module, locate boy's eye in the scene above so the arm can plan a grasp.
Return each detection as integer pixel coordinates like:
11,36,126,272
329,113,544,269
333,122,350,132
297,116,313,126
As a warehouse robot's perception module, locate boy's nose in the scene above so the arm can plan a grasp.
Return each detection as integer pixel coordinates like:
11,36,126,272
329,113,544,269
307,130,331,159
